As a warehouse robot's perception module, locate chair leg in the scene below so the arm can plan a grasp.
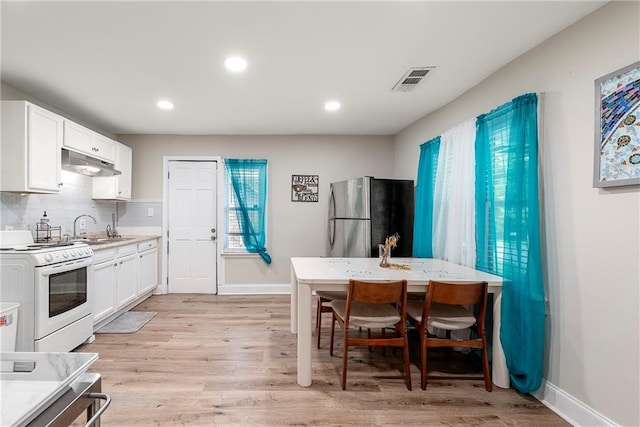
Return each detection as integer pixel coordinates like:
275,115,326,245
316,298,322,349
421,328,428,390
403,330,412,391
481,336,492,392
329,312,336,356
341,331,349,390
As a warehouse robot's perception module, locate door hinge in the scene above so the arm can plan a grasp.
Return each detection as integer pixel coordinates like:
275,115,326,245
167,171,170,179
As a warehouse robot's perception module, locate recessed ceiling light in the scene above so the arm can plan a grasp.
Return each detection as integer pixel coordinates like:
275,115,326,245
225,56,247,72
156,100,174,110
324,101,341,112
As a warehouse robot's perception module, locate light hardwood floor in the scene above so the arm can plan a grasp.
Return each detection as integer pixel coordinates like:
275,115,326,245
74,294,567,426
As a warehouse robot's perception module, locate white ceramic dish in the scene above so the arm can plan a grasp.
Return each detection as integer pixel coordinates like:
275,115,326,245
0,352,98,427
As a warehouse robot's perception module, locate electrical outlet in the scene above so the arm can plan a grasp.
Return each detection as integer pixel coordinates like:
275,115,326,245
79,219,86,229
147,208,154,217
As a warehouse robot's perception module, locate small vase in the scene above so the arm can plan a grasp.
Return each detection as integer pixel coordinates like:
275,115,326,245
379,246,391,268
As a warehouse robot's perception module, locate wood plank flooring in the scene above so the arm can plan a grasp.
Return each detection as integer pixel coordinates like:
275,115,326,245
73,294,568,426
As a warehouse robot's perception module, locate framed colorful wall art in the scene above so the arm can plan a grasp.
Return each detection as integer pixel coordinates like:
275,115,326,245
593,61,640,188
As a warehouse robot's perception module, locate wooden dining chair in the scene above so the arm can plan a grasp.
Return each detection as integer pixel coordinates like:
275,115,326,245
329,279,411,390
407,280,491,391
315,290,347,348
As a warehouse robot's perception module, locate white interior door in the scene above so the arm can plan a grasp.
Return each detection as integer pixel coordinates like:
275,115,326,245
168,160,218,293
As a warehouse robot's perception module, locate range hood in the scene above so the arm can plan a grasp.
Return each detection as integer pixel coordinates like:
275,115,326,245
61,149,121,177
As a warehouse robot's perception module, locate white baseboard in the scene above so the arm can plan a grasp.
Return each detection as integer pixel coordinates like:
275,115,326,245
217,283,290,295
533,379,618,426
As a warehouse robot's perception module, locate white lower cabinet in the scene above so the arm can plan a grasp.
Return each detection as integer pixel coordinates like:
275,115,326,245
137,240,158,296
93,255,117,324
116,252,137,307
92,238,160,329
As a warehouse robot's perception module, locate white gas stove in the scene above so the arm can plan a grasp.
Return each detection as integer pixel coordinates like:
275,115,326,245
0,230,95,352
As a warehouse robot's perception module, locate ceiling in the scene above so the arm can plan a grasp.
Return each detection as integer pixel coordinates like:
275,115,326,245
1,1,606,136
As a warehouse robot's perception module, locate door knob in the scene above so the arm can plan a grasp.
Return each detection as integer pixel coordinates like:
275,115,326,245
211,235,217,241
211,228,216,233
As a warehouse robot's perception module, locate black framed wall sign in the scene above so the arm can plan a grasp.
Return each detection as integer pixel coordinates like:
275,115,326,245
291,174,319,202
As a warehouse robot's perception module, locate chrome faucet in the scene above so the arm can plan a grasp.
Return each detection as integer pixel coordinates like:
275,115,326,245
107,212,120,238
73,214,97,239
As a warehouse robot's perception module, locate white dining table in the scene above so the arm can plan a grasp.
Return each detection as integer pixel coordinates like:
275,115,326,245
290,257,510,389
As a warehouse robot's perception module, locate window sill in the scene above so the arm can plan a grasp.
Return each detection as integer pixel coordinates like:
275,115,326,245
221,251,260,258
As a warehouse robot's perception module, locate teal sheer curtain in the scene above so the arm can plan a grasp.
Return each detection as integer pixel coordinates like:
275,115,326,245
225,159,272,264
413,136,440,257
475,93,544,393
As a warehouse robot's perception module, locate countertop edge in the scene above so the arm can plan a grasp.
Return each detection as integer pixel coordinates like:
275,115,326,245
89,235,161,251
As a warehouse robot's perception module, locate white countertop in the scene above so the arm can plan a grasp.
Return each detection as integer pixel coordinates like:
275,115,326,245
0,352,98,427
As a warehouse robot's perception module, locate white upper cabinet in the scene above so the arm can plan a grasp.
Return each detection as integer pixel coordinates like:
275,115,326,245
63,120,116,163
1,101,63,193
92,142,132,200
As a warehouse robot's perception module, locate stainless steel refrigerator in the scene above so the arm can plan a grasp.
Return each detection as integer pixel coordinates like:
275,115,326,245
328,176,414,257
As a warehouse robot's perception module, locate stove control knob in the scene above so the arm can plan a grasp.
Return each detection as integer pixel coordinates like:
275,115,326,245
62,251,69,258
44,253,53,262
86,248,91,254
70,249,76,256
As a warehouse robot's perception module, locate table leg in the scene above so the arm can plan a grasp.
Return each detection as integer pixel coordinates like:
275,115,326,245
492,289,510,388
290,266,298,334
296,282,312,387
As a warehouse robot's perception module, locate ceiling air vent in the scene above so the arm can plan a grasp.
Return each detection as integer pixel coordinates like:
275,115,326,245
392,67,435,92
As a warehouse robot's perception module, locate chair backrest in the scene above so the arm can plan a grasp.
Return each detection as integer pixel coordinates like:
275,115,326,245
425,280,488,323
344,279,408,328
348,279,407,305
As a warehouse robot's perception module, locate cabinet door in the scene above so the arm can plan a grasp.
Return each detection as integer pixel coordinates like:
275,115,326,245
28,105,62,192
63,120,94,154
138,249,158,296
93,261,116,324
116,143,132,199
116,254,137,307
92,142,132,200
64,120,115,163
94,134,116,163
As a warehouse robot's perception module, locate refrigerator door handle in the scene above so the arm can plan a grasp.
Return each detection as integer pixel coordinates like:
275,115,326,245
329,218,335,248
328,188,336,248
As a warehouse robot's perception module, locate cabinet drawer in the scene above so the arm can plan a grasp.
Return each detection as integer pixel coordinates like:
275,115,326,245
117,243,137,257
137,239,158,252
92,248,117,264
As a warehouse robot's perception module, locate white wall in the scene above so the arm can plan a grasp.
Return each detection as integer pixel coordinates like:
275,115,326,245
393,3,639,426
118,134,394,287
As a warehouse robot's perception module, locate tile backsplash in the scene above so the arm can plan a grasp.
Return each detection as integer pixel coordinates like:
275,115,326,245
0,171,162,239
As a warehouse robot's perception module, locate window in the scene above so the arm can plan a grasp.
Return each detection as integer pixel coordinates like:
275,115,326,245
223,159,271,263
224,166,259,251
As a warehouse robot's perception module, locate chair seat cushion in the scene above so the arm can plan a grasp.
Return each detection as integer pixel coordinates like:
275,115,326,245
407,301,476,330
330,300,400,329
